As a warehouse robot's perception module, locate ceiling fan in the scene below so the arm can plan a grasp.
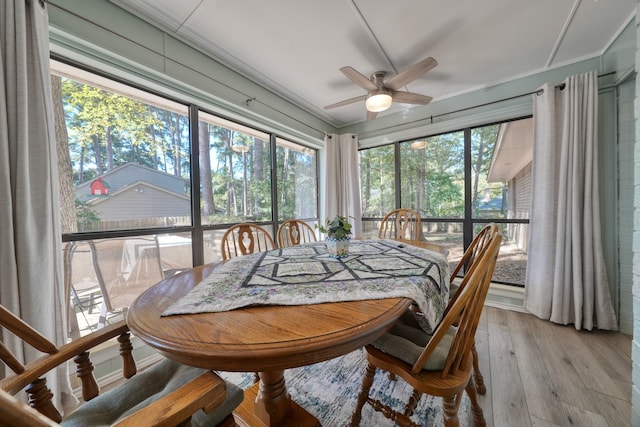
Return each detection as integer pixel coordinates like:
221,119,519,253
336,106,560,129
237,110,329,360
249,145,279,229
324,56,438,120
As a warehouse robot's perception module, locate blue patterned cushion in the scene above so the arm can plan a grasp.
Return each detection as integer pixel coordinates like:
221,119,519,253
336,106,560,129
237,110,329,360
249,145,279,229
61,359,243,427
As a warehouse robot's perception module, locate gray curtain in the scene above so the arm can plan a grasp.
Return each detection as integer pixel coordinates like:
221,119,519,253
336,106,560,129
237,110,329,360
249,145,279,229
524,70,617,331
324,133,362,237
0,0,75,411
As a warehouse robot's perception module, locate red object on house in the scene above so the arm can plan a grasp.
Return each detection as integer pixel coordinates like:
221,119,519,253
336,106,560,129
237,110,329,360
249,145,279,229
90,177,110,196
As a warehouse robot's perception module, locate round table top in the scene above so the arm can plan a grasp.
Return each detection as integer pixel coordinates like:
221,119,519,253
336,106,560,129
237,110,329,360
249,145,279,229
127,263,411,372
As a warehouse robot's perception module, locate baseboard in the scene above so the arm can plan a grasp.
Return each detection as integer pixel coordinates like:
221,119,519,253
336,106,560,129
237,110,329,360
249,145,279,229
452,277,527,313
485,282,527,313
484,299,528,313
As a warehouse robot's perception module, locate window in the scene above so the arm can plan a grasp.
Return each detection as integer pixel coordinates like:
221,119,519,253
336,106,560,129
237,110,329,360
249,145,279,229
400,131,465,218
53,61,192,234
54,61,319,338
198,112,272,224
360,118,531,287
359,144,395,238
471,120,531,285
275,137,318,221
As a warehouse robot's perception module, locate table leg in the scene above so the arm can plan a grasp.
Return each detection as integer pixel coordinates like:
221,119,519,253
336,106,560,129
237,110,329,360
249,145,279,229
233,370,320,427
254,371,289,424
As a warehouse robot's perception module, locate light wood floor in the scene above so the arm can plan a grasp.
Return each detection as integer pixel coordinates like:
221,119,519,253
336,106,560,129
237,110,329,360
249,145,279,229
475,307,632,427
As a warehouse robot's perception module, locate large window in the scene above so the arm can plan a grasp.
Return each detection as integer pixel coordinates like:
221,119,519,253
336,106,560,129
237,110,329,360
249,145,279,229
54,60,319,338
360,144,395,238
400,131,465,218
198,113,272,225
53,61,192,234
360,118,531,287
275,137,318,221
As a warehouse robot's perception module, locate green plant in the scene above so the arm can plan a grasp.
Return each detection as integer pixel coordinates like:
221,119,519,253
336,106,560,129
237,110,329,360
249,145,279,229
75,199,100,231
316,215,353,239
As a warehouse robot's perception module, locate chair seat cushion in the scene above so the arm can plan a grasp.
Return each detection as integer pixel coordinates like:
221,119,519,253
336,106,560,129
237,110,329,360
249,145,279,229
61,359,243,427
371,310,455,371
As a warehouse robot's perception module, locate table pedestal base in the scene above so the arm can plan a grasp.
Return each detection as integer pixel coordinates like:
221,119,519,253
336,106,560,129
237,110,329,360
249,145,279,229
233,376,320,427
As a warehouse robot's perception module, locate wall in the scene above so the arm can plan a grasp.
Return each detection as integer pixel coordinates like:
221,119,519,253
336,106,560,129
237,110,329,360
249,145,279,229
507,163,531,253
632,4,640,425
618,78,636,336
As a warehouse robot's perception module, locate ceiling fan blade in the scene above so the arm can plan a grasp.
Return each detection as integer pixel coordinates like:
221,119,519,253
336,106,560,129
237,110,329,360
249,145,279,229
324,94,367,110
392,91,433,105
340,66,377,91
386,57,438,90
366,110,379,121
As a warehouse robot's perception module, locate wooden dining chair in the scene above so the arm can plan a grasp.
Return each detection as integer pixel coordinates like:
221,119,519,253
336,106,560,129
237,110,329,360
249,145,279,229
0,304,243,427
446,223,499,395
350,224,501,427
220,223,275,261
277,219,317,248
378,208,422,242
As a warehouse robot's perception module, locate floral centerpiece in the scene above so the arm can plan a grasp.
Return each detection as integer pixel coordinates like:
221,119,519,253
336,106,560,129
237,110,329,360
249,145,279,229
317,215,353,258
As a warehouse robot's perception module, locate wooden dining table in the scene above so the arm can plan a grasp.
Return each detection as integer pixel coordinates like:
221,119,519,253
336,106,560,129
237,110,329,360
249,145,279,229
126,240,448,426
126,263,409,426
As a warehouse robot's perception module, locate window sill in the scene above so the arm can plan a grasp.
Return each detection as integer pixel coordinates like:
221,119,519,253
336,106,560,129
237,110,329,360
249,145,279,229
486,283,527,313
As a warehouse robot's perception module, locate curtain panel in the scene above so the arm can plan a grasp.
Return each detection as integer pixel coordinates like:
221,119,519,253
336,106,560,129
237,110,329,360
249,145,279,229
524,70,617,331
324,133,362,237
0,0,74,412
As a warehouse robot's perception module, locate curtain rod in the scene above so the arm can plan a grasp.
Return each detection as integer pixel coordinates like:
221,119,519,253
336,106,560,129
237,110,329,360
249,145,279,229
325,134,356,139
377,71,616,131
44,0,328,136
423,71,616,125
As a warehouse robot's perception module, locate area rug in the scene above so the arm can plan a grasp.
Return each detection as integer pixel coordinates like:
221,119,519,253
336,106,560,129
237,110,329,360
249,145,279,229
218,348,469,426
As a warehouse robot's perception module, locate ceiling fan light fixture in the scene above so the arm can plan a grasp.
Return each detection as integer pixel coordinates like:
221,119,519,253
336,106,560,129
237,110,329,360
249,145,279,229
411,140,427,150
231,144,250,153
365,92,392,112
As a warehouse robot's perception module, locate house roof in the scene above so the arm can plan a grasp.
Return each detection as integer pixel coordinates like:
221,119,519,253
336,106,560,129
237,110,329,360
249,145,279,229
487,118,533,183
76,163,188,202
88,180,189,207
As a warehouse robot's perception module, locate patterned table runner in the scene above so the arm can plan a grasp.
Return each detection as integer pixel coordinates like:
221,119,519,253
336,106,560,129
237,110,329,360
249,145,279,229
162,239,450,333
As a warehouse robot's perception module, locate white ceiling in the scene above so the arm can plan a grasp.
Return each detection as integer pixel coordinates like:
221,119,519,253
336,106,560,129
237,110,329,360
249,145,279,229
110,0,635,128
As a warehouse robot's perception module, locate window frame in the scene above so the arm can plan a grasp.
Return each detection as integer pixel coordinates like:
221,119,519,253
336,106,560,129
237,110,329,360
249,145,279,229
360,116,531,287
56,57,320,339
57,57,319,252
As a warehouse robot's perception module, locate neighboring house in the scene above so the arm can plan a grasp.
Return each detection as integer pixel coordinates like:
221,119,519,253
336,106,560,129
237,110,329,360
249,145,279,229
476,195,504,217
487,119,533,252
76,163,190,222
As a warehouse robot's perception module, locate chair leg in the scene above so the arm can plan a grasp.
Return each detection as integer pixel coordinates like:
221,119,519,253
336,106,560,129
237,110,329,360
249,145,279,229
217,414,238,427
465,376,486,427
349,362,376,427
471,343,486,395
70,289,92,332
442,391,463,427
25,378,62,422
403,388,422,418
97,301,108,329
87,292,96,314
